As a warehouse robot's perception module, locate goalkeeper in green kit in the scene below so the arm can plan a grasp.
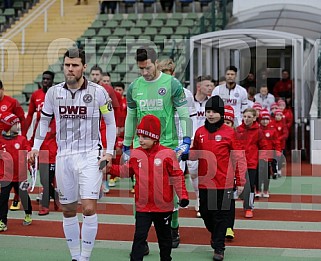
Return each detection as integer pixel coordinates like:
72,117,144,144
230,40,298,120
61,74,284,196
123,46,192,251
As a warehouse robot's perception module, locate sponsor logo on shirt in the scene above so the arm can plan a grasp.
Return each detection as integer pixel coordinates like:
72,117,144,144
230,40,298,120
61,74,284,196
59,106,87,119
222,98,237,106
215,135,222,141
139,99,163,111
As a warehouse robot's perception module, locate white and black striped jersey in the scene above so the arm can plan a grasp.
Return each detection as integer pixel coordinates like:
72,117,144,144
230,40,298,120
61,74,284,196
35,78,116,156
212,84,248,126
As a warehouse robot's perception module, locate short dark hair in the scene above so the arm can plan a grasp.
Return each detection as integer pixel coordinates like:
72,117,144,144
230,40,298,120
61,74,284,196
196,75,212,83
0,80,3,89
64,48,86,65
42,71,55,80
90,65,103,74
225,65,238,73
113,82,125,90
136,47,157,63
102,72,111,77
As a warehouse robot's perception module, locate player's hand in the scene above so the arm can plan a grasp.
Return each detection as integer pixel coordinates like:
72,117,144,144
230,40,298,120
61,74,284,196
237,186,244,196
27,149,39,165
98,153,112,172
175,137,191,161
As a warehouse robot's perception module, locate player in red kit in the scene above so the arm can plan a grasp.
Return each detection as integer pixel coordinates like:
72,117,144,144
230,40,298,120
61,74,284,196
24,71,58,215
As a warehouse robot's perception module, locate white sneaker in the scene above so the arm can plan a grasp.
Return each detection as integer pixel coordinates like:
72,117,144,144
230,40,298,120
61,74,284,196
263,192,270,198
194,197,200,212
196,211,201,218
103,187,110,193
255,192,262,198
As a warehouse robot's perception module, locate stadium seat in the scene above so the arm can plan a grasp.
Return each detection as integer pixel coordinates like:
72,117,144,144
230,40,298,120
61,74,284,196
135,19,148,28
165,19,179,27
13,94,27,105
128,27,142,37
120,20,135,29
150,19,163,28
171,13,184,20
141,13,154,21
22,83,38,100
105,20,118,30
83,29,96,38
113,28,127,36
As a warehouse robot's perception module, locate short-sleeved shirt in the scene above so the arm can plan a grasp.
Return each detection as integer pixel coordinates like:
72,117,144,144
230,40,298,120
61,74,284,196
127,72,187,149
212,84,248,126
41,78,112,155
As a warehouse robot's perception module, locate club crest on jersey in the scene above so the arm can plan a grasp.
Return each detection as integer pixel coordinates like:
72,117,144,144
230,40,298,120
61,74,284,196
1,105,7,111
215,135,222,142
158,87,166,96
14,143,20,149
83,94,93,103
234,93,239,97
266,132,270,138
154,158,162,166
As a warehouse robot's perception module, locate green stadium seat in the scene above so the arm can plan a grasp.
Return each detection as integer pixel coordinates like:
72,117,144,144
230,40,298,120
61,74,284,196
22,83,38,99
49,63,62,73
135,19,148,28
141,13,153,21
128,27,142,37
154,35,167,43
90,20,104,31
114,63,129,73
150,19,163,28
110,73,121,82
97,14,109,21
171,13,183,20
182,19,195,27
165,19,179,27
98,28,112,39
54,72,65,83
138,35,151,42
175,26,189,35
144,27,157,36
186,13,199,20
105,20,118,29
3,8,15,22
123,72,139,84
156,13,168,21
159,27,173,36
113,28,127,36
127,13,139,21
111,13,124,22
0,15,6,31
108,56,121,65
83,29,96,38
120,20,135,29
13,94,27,105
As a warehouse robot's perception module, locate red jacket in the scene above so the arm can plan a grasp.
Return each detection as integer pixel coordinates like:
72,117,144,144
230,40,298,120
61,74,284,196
24,89,57,163
236,121,269,169
272,119,288,150
282,107,293,132
189,124,247,189
110,144,188,212
0,135,30,182
273,79,293,99
260,123,282,160
0,95,26,135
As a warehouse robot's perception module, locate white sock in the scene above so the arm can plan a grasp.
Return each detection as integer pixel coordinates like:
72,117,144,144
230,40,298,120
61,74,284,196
81,214,98,259
63,216,80,260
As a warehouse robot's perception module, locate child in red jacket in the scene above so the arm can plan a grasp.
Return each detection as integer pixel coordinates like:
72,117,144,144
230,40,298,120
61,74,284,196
236,108,268,218
258,110,282,197
187,97,246,261
110,115,189,261
273,109,288,176
0,112,32,231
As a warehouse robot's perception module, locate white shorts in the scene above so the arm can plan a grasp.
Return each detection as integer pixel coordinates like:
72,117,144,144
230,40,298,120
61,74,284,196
187,160,198,178
55,150,102,204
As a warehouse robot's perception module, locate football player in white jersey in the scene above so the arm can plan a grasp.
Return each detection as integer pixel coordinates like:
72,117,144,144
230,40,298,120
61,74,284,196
211,66,248,126
28,48,116,261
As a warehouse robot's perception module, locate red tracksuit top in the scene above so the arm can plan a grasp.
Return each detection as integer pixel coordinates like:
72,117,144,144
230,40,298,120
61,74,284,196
260,123,282,160
0,135,30,182
0,95,26,135
189,124,247,189
236,121,269,169
282,107,294,132
24,89,57,164
110,143,188,212
272,119,288,150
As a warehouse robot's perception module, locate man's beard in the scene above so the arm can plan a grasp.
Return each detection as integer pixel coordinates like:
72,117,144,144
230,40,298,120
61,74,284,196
66,75,81,85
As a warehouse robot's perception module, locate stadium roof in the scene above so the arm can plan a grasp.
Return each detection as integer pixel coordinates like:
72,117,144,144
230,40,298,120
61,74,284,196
226,3,321,42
